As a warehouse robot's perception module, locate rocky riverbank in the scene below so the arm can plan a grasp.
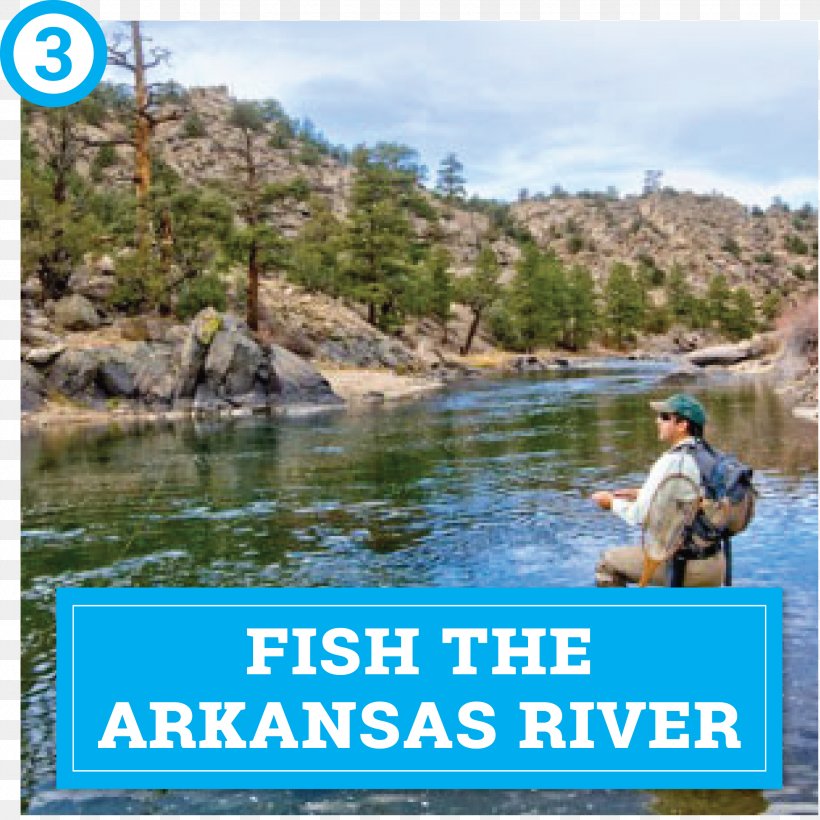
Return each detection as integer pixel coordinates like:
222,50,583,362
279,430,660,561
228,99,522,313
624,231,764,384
22,307,344,429
22,302,816,430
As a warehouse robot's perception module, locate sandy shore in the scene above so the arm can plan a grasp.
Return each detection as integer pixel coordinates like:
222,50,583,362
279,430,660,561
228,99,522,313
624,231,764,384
318,367,445,404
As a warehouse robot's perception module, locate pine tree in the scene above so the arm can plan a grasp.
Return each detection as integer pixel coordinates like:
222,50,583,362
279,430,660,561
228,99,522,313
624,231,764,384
706,273,731,327
425,246,454,342
665,263,690,325
722,287,757,340
604,262,643,347
225,101,295,330
21,157,102,302
436,152,466,200
289,197,344,295
508,246,566,352
564,264,598,350
20,104,102,301
342,148,418,331
458,245,500,355
508,244,542,352
760,292,781,326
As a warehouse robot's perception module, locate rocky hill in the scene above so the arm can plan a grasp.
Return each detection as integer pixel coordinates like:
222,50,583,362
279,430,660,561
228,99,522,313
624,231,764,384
27,83,816,304
512,191,817,299
21,84,818,422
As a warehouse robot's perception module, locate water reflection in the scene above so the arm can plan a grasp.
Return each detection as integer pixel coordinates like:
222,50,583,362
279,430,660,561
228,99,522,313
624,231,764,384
21,366,818,814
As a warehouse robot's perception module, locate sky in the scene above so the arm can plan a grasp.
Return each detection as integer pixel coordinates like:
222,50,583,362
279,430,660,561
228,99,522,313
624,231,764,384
103,21,818,208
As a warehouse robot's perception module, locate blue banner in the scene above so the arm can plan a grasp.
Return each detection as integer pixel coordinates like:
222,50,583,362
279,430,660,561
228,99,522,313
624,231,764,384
57,587,781,789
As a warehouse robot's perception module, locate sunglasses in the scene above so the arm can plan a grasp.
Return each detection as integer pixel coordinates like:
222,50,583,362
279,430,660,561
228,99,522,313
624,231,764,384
657,412,675,422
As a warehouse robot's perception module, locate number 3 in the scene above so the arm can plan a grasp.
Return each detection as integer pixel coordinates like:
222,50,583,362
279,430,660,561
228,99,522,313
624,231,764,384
36,26,72,81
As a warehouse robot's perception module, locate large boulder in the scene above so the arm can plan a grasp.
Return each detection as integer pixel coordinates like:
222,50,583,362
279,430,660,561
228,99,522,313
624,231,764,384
22,362,46,412
173,309,224,401
47,349,100,396
53,294,100,331
204,328,264,397
96,348,140,398
67,265,115,304
22,325,62,347
686,335,774,367
268,344,341,405
24,343,65,366
133,348,176,405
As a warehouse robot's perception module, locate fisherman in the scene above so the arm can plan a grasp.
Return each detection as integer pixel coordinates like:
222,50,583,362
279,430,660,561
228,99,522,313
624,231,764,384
591,393,726,587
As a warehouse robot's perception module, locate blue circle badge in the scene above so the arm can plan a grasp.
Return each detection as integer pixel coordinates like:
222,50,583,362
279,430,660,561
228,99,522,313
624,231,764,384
0,0,107,108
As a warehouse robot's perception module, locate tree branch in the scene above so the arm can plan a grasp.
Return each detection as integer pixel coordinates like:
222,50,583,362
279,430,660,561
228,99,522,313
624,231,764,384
144,109,182,128
107,48,135,72
77,134,132,148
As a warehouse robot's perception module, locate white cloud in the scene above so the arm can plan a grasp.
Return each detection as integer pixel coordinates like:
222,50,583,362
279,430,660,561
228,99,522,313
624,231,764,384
101,21,818,207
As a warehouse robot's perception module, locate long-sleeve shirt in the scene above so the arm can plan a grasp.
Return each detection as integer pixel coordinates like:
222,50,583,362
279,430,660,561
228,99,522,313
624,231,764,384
611,437,701,527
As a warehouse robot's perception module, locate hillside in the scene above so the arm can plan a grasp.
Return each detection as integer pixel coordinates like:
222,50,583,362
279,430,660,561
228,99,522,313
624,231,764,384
20,82,818,421
512,191,816,297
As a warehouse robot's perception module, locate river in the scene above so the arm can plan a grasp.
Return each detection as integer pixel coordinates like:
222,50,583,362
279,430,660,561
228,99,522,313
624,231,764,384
21,362,818,814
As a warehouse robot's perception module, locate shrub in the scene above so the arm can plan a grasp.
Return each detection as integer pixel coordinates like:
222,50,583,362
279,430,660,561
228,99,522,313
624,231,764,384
721,237,741,257
298,143,322,166
760,292,781,324
175,274,227,319
644,306,671,334
566,234,584,254
90,144,117,181
487,302,523,351
182,112,207,138
110,273,149,313
784,234,809,255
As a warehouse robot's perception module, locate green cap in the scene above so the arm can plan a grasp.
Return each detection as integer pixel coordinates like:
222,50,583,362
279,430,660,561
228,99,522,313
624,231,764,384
649,393,707,427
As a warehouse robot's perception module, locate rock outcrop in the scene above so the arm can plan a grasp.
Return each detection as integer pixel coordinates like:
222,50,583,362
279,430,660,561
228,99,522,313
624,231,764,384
686,335,776,367
53,294,100,331
23,308,342,418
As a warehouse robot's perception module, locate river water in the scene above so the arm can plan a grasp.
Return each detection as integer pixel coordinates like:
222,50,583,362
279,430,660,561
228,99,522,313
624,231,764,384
21,362,818,814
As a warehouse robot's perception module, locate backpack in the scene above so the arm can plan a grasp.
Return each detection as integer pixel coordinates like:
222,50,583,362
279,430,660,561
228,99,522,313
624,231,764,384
683,439,757,542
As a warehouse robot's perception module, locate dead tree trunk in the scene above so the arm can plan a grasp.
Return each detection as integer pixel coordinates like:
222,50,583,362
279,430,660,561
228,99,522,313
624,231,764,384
244,130,259,331
131,21,151,256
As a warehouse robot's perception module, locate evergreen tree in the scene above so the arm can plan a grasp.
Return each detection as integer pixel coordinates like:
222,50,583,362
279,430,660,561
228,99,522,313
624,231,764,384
507,244,542,352
342,148,417,331
20,104,103,300
760,292,781,326
722,287,757,340
564,264,598,350
371,142,427,183
665,263,691,325
458,245,500,355
604,262,643,347
289,196,344,295
160,187,233,281
436,152,466,200
21,156,102,302
226,101,293,330
706,273,731,328
424,246,454,342
507,246,567,352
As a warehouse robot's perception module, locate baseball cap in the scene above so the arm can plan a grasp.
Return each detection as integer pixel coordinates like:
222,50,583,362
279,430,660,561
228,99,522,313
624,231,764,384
649,393,707,427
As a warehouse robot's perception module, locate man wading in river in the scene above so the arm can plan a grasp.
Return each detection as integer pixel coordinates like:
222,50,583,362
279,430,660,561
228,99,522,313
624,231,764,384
591,394,726,587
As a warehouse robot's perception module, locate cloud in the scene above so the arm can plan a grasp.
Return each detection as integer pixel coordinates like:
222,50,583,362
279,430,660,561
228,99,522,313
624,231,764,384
101,21,818,207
